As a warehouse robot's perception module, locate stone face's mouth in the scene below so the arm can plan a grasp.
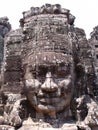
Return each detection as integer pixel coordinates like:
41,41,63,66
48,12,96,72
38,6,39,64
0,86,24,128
39,97,61,105
27,92,71,113
37,91,61,98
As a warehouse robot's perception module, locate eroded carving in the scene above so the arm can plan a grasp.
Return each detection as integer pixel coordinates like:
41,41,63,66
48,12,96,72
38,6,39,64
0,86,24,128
0,4,98,130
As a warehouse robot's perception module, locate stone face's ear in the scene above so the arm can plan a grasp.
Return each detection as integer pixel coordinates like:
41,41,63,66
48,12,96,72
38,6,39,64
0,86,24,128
24,65,33,80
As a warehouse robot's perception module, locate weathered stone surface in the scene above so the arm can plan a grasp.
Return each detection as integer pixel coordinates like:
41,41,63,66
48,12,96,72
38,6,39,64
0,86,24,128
18,123,78,130
0,17,11,70
0,3,98,130
0,125,15,130
0,17,11,37
73,28,95,97
89,26,98,99
21,4,75,25
1,29,24,93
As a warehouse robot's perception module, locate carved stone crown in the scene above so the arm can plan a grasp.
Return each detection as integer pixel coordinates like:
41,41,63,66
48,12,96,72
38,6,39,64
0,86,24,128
20,4,75,26
21,4,74,65
23,4,69,16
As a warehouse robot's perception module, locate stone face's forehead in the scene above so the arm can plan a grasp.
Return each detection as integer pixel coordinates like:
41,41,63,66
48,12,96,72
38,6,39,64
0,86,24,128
23,52,73,67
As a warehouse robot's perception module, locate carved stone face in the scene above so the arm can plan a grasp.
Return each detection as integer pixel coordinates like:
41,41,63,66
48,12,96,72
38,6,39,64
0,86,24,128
24,52,74,116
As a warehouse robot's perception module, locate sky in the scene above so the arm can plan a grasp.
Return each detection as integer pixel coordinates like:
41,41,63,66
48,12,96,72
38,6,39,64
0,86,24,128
0,0,98,38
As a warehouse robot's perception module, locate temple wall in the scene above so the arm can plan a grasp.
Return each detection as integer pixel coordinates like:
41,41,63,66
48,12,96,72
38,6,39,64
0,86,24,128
1,29,24,93
0,17,11,70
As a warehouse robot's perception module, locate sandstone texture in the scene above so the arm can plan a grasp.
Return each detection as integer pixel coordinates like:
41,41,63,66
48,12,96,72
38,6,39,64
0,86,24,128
0,3,97,130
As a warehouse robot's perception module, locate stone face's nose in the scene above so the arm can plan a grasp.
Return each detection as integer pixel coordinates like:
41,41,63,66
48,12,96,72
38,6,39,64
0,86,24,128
41,72,58,92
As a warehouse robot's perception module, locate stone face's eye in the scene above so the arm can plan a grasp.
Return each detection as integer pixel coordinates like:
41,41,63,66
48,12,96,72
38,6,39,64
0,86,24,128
55,64,70,78
30,64,70,79
57,68,68,78
37,66,48,78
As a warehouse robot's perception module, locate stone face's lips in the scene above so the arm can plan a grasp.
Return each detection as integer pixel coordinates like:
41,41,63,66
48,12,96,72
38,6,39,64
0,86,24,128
39,97,61,105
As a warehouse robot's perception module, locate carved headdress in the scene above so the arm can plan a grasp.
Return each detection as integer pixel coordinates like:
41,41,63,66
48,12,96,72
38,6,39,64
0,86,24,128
21,4,75,67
